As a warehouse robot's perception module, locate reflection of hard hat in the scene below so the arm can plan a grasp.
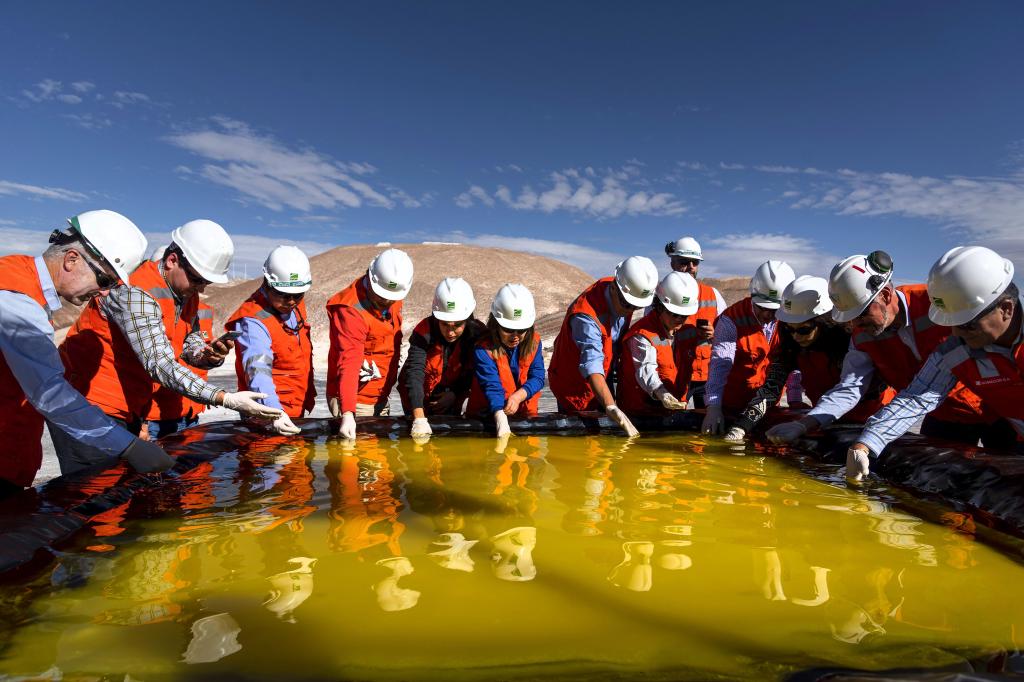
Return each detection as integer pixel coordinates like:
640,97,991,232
368,248,414,301
170,219,234,284
491,283,536,330
656,271,700,315
828,251,894,323
750,260,796,310
67,210,148,283
777,275,833,323
927,246,1015,326
607,541,654,592
263,245,312,294
489,526,537,581
615,256,659,307
427,532,478,572
263,557,317,622
182,612,242,664
665,236,703,260
432,277,476,322
373,556,420,612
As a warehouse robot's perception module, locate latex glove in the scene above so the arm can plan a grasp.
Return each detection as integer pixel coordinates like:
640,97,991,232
121,437,175,473
493,410,513,438
654,387,687,411
328,397,341,418
765,420,808,445
723,426,746,443
846,447,871,482
411,417,432,437
359,360,382,384
701,404,724,435
272,413,302,436
606,405,640,438
221,391,283,420
339,411,357,440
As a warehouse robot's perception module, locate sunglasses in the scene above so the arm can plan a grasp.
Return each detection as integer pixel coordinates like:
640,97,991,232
788,323,817,336
81,253,118,290
954,298,1001,332
179,256,211,286
499,327,532,337
271,289,305,302
672,257,700,268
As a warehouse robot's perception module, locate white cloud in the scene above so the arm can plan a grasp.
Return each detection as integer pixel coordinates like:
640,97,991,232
719,162,746,170
71,81,95,93
144,230,337,280
753,164,801,174
62,113,112,130
166,117,412,213
56,94,82,104
440,230,624,276
0,180,88,202
0,225,55,255
20,79,63,103
701,232,840,279
111,90,152,108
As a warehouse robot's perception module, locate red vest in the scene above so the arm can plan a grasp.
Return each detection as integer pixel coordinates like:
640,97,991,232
852,284,985,424
549,278,621,413
675,282,719,382
0,255,50,486
326,276,402,405
795,348,896,423
466,337,540,417
398,317,476,412
147,301,215,422
61,260,200,422
719,297,779,413
227,288,316,418
935,331,1024,435
618,310,691,415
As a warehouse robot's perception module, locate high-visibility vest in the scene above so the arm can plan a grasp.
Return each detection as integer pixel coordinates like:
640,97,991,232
852,284,985,424
675,281,719,382
326,276,403,406
794,347,896,423
935,332,1024,437
147,302,215,422
549,278,619,414
397,316,479,412
61,260,200,422
227,288,316,418
466,337,541,418
0,255,50,486
618,310,690,416
719,296,779,413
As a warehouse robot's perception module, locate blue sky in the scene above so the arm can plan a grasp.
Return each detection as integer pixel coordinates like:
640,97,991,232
2,1,1023,282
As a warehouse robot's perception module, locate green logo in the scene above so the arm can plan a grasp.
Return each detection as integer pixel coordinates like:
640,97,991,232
513,308,522,318
446,301,456,310
681,296,691,304
641,289,650,297
769,289,778,298
388,280,398,289
932,296,946,309
784,300,792,310
289,273,299,281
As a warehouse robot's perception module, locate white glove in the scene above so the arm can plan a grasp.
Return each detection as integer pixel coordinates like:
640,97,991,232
723,426,746,442
701,404,724,435
493,410,513,438
339,411,357,440
606,405,640,438
328,397,341,418
272,413,302,436
411,417,432,437
222,391,283,420
359,360,382,384
846,447,871,482
654,387,687,411
765,420,808,445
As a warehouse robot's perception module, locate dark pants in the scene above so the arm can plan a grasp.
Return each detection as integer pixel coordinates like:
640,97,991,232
147,416,199,440
47,417,140,477
689,381,707,409
920,415,1020,452
0,478,24,500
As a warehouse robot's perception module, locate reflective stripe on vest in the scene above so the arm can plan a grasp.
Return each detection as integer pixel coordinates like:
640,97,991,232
719,296,778,413
677,282,719,382
549,278,618,413
618,310,686,416
937,334,1024,427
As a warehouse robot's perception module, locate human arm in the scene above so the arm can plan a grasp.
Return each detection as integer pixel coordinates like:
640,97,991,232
805,346,877,428
474,346,510,415
402,333,429,414
734,355,796,432
328,305,369,414
703,315,737,407
504,340,546,415
233,317,283,412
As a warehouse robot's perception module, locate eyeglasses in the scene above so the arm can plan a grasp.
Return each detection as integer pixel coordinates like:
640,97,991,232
499,327,531,337
788,323,817,336
179,256,211,286
81,253,118,289
270,289,305,302
954,298,1001,332
671,257,700,268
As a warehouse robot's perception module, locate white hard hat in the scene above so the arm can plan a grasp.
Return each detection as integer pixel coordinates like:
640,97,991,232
491,283,536,330
927,246,1015,326
750,260,796,310
68,210,148,283
150,244,168,262
263,245,312,294
656,271,700,316
828,251,894,323
170,219,234,284
614,256,659,307
777,275,833,324
368,248,414,301
432,277,476,322
665,236,703,260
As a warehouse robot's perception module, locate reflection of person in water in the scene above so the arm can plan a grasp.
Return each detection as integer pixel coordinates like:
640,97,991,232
547,436,617,537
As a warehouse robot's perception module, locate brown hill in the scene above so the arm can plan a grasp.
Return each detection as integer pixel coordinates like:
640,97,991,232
703,276,749,306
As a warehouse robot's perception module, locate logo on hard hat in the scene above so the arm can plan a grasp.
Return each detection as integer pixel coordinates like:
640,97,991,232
932,296,946,309
784,300,792,310
388,281,398,289
513,309,522,318
769,289,778,298
681,296,691,304
446,301,455,310
641,289,650,297
290,273,299,281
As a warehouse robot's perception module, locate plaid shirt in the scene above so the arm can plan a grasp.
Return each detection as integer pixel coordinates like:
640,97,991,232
100,271,222,406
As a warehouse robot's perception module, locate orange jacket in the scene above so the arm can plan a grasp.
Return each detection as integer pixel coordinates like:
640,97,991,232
618,310,693,416
549,278,618,414
852,284,985,424
61,260,201,422
675,281,719,382
0,255,50,486
326,276,402,412
935,335,1024,430
398,316,478,413
226,288,316,418
466,337,541,418
719,296,779,413
147,302,214,422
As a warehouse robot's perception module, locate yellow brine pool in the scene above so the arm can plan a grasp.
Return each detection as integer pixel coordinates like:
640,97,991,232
1,433,1021,680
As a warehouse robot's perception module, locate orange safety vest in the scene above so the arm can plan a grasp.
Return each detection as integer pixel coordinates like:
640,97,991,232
147,301,214,422
675,282,719,382
852,284,985,424
61,260,200,422
719,296,779,413
934,333,1024,435
398,317,477,413
226,288,316,418
549,278,620,414
795,348,896,423
466,337,541,417
326,276,403,406
0,255,50,486
618,310,691,416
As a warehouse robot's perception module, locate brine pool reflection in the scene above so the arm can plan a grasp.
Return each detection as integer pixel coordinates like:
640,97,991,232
1,432,1022,680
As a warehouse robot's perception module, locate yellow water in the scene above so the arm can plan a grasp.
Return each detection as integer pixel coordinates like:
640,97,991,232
1,433,1022,680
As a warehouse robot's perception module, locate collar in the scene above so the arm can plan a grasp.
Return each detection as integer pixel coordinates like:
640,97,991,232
34,256,62,314
981,295,1024,357
892,288,911,331
157,261,184,304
